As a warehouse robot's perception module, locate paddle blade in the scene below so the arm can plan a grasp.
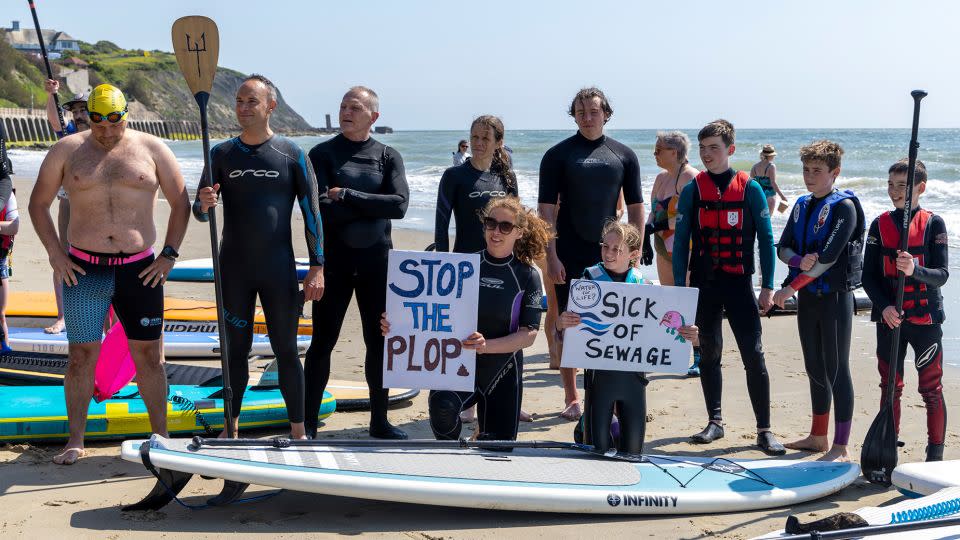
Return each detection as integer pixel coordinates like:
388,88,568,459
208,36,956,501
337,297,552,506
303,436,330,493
860,405,898,486
93,321,135,403
171,16,220,95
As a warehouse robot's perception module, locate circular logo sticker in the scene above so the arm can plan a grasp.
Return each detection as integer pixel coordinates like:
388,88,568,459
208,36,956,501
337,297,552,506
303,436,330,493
570,280,601,309
607,494,622,507
140,317,150,327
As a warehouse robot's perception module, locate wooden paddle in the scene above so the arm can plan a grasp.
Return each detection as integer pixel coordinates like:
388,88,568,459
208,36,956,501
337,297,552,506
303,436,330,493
860,89,927,486
170,16,236,437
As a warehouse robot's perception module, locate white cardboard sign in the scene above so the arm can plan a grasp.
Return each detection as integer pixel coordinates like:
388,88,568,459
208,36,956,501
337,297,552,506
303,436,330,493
383,250,480,391
559,279,699,374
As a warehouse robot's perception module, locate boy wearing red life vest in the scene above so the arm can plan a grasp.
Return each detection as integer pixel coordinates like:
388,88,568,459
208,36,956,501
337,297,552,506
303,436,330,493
672,119,785,456
862,159,949,462
773,141,865,463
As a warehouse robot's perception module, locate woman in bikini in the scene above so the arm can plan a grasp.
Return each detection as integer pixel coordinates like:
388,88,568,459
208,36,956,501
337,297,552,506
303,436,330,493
646,131,700,376
750,144,788,215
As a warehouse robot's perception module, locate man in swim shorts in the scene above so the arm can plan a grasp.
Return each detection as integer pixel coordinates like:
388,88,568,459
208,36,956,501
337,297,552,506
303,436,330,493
29,84,191,464
195,75,324,439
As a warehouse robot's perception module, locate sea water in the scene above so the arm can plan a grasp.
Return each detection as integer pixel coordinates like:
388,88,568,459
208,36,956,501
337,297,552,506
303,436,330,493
8,128,960,361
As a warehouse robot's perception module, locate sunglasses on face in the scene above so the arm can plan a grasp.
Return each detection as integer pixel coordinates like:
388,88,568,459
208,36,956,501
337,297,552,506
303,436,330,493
482,217,516,234
88,110,127,124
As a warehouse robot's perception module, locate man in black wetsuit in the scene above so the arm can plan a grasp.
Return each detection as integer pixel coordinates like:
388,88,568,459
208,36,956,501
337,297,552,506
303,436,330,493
194,75,324,439
305,86,410,440
538,87,645,421
773,141,864,462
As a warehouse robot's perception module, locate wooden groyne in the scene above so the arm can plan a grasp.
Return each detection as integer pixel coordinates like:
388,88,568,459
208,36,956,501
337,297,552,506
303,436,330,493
0,108,201,143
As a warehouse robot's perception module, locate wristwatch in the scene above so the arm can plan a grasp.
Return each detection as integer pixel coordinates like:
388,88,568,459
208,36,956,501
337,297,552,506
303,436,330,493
160,245,180,261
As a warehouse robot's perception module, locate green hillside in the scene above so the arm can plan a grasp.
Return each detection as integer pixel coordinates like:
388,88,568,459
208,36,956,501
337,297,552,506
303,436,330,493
0,35,315,134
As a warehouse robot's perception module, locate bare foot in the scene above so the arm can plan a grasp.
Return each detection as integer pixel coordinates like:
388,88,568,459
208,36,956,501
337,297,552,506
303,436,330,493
460,407,476,424
784,434,829,452
519,410,535,422
44,319,66,334
560,402,582,421
817,445,851,462
53,447,85,465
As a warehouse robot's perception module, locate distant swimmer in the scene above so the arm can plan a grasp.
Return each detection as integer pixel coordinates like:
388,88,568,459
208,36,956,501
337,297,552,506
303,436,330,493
538,87,645,421
862,159,949,462
305,86,410,440
672,119,785,456
29,84,191,464
384,196,547,442
774,141,864,462
194,74,324,439
452,139,470,166
749,144,788,216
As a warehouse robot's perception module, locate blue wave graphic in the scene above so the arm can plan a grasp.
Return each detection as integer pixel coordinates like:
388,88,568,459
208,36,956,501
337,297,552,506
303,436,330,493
580,319,612,331
578,312,602,321
579,327,610,336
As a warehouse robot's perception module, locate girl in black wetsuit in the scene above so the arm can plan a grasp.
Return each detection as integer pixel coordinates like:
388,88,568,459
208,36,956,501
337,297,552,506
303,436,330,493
383,197,551,441
557,221,698,453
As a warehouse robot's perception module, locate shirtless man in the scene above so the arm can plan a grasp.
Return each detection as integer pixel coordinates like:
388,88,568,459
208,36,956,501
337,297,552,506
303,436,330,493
29,84,190,464
43,78,91,334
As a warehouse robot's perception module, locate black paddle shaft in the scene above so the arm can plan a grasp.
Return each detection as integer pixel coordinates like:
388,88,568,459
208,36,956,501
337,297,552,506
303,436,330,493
195,92,235,437
26,1,66,133
883,90,927,408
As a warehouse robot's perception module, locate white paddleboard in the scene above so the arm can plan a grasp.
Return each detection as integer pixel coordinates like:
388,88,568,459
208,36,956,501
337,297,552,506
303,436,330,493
893,460,960,497
122,436,858,515
7,327,310,358
755,486,960,539
168,258,311,282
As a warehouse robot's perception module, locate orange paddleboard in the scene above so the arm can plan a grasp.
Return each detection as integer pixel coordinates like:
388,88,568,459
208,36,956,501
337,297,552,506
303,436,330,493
7,291,313,335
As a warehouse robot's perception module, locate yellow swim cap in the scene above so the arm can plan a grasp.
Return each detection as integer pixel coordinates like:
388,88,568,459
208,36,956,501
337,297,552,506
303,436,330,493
87,84,128,116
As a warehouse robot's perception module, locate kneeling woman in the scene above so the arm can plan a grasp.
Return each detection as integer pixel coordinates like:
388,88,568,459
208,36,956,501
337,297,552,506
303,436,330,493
382,196,550,441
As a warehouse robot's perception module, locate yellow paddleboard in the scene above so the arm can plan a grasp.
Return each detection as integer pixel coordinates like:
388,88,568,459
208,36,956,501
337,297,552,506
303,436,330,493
7,291,313,335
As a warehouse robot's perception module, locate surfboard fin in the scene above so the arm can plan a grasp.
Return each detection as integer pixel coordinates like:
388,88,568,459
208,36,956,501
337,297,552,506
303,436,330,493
123,467,193,511
207,480,250,506
122,439,193,511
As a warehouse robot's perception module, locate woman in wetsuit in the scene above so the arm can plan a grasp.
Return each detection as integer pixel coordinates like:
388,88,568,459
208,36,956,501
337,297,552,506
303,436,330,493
749,144,787,215
383,196,550,441
434,115,518,254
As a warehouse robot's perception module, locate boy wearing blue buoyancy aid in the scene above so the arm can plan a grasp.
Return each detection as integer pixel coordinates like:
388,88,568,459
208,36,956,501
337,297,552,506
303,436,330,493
558,221,697,453
772,141,865,463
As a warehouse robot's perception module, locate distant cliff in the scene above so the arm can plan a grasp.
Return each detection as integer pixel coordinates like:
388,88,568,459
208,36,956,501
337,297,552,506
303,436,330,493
0,36,317,135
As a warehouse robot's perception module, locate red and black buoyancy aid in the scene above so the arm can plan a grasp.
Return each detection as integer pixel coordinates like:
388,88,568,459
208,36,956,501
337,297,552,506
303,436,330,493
877,209,942,324
692,170,754,275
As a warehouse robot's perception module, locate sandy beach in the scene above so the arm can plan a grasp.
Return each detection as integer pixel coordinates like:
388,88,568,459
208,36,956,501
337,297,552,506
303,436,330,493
1,174,956,539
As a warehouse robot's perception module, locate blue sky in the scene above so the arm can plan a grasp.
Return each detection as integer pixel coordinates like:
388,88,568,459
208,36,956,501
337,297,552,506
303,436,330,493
11,0,960,130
